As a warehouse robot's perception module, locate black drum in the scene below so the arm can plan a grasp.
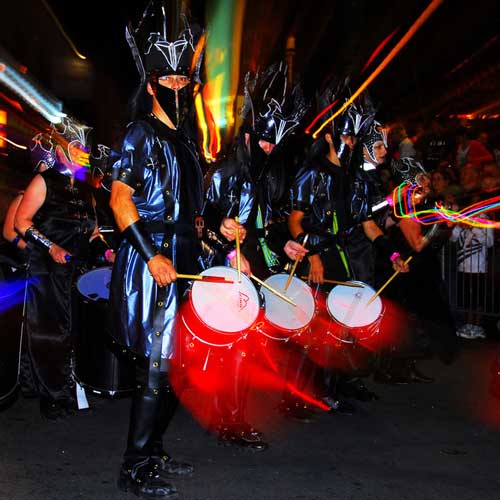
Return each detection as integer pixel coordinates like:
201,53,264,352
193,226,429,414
0,277,25,409
74,267,134,396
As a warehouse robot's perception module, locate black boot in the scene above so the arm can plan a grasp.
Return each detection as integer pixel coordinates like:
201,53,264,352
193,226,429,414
118,458,178,499
148,388,193,477
217,422,269,452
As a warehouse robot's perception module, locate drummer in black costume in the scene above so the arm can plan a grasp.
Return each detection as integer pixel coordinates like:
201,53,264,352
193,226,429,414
287,95,360,417
14,119,114,419
108,5,205,498
334,102,410,395
202,62,309,449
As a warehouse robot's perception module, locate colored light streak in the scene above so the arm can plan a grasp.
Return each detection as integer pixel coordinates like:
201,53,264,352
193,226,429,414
0,59,66,123
304,99,338,135
0,91,23,112
204,0,246,141
41,0,87,60
361,27,400,74
312,0,445,138
392,182,500,228
1,136,27,150
195,91,221,162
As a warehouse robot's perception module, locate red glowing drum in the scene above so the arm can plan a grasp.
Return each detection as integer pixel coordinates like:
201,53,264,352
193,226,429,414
256,274,316,342
325,281,383,343
179,266,260,348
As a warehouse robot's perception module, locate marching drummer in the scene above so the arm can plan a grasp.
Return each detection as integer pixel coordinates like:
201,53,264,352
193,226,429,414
201,63,309,449
108,10,204,498
14,120,114,420
286,95,357,419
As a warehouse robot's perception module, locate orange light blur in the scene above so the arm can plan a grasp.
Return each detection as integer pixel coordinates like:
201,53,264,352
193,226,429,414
312,0,445,138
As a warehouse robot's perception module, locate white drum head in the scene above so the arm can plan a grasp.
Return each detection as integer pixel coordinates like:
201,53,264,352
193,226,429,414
191,266,259,333
326,281,382,328
261,274,315,331
76,267,113,301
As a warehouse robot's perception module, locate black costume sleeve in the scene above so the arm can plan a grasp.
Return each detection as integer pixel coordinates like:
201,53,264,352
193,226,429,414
114,122,149,191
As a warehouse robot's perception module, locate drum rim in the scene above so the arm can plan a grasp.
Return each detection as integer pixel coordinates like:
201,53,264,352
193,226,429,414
190,266,260,334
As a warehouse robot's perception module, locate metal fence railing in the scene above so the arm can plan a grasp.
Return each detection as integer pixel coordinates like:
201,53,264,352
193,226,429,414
441,232,500,320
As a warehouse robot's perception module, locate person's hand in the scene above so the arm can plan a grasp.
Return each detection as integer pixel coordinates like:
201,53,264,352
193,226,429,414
392,256,409,273
307,254,324,284
147,254,177,287
220,217,247,242
229,253,252,276
284,240,309,261
49,244,71,264
105,249,116,264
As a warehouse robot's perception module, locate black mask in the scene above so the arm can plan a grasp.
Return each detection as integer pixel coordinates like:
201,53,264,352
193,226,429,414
155,84,190,128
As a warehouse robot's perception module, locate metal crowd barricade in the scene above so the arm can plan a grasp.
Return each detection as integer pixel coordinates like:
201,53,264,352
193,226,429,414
441,229,500,326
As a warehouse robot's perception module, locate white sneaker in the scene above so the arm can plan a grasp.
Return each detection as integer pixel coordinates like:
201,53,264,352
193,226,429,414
456,324,476,339
471,325,486,339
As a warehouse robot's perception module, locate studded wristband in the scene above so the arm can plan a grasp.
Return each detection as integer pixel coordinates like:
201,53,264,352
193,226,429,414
24,225,54,251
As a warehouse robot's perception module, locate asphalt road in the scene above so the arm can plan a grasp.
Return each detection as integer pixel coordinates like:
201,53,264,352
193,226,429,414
1,339,500,500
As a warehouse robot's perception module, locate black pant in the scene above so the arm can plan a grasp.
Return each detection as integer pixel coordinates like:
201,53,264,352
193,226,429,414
123,362,179,464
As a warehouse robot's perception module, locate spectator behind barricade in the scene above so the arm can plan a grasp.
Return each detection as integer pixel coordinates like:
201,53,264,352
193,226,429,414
455,126,494,168
389,121,417,160
457,162,482,205
431,166,460,208
422,120,455,171
451,214,494,340
481,161,500,194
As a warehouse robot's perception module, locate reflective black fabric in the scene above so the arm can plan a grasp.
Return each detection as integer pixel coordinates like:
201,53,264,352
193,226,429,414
292,155,350,282
203,137,290,277
110,115,203,359
26,169,96,402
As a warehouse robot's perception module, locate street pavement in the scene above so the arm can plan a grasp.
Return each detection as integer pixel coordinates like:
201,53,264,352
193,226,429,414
1,339,500,500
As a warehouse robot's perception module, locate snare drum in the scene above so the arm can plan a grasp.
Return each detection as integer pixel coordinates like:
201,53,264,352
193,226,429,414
75,267,134,396
325,281,383,343
257,274,316,341
179,266,260,348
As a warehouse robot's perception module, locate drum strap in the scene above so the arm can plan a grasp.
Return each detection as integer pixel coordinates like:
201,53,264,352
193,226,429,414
146,143,176,391
255,205,280,270
332,210,351,278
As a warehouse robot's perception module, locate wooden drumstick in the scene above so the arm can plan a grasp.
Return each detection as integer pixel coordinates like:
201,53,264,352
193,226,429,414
285,234,309,292
250,274,297,307
235,216,241,282
300,276,364,288
366,255,413,306
177,273,234,283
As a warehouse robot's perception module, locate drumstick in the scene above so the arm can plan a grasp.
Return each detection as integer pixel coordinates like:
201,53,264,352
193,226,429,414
300,276,364,288
284,234,309,292
250,273,297,307
366,255,413,306
235,216,241,282
177,273,234,284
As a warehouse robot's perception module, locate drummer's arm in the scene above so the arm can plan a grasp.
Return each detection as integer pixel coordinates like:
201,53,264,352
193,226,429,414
15,174,70,264
110,180,175,287
398,218,427,253
3,193,27,249
362,220,409,273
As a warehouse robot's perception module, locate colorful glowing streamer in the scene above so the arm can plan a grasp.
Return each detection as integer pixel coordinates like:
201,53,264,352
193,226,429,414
392,182,500,229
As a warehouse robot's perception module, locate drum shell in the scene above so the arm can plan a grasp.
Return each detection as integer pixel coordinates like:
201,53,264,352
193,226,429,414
75,281,135,396
178,292,245,349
